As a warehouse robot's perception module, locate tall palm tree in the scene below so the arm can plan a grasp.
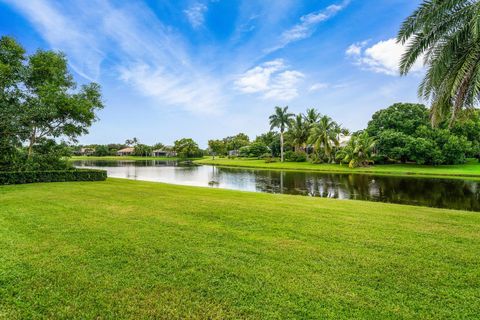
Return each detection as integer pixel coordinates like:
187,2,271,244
288,114,309,152
398,0,480,126
303,108,321,155
304,108,320,125
269,106,294,162
308,115,339,162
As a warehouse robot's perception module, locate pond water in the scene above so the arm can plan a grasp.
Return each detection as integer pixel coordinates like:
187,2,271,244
74,160,480,211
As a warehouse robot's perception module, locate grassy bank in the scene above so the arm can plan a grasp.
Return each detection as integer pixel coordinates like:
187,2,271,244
1,179,479,318
195,157,480,178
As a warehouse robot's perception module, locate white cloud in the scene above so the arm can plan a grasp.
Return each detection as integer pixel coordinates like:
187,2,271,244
308,82,329,92
184,3,208,29
346,38,423,76
267,1,349,53
4,0,226,114
235,59,304,100
1,0,104,81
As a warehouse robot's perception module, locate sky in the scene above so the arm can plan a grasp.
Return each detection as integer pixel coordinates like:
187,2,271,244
0,0,424,147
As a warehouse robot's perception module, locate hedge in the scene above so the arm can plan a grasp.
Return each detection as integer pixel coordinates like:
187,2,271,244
0,169,107,185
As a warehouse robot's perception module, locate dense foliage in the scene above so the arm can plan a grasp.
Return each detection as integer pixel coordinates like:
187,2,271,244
0,169,107,185
173,138,203,158
367,103,479,165
0,36,103,171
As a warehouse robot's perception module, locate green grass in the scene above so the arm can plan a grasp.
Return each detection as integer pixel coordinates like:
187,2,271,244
196,157,480,178
1,179,479,319
69,155,181,161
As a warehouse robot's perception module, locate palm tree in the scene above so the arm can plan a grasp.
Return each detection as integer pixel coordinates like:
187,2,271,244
287,114,309,153
269,106,294,162
398,0,480,126
303,108,321,155
304,108,320,125
337,132,376,168
308,115,339,162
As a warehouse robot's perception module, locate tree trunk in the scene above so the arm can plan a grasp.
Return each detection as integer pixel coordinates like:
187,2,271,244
280,131,284,162
27,127,36,160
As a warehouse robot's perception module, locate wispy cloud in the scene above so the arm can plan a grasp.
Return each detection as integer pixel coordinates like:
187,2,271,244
235,59,304,100
346,38,423,76
1,0,104,81
308,82,329,92
184,2,208,29
3,0,226,114
266,0,349,53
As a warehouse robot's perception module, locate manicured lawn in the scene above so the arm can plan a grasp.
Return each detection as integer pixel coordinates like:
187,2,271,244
1,179,479,319
196,157,480,178
69,155,182,161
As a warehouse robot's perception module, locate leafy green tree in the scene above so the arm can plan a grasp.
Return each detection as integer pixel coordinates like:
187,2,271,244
398,0,480,125
223,133,249,151
376,130,413,163
255,132,280,157
173,138,201,158
0,36,103,170
269,106,294,162
94,145,109,157
0,36,25,169
208,139,226,159
308,115,339,163
239,142,269,158
366,103,429,137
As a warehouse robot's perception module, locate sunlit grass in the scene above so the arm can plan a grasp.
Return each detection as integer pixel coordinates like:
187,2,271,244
196,157,480,178
1,179,479,318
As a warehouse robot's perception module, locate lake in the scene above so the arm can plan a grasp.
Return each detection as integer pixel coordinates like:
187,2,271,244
74,160,480,211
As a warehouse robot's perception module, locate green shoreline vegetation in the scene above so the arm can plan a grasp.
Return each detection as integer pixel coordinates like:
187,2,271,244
1,179,479,319
195,157,480,179
69,155,182,161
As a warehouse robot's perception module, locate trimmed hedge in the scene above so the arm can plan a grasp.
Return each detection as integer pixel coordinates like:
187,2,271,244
0,169,107,185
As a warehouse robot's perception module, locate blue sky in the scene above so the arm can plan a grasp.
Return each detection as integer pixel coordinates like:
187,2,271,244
0,0,424,147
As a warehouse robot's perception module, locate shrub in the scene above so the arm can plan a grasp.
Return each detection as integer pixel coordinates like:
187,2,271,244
285,151,306,162
0,169,107,185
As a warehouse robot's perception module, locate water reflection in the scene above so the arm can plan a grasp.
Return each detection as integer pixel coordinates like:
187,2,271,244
74,160,480,211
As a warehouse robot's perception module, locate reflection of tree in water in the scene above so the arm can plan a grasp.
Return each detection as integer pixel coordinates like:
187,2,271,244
75,160,480,211
221,168,480,211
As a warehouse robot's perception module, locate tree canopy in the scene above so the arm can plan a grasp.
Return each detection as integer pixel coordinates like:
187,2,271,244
0,36,103,170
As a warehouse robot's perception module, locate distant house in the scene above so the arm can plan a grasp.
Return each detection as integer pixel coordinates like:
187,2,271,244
74,147,95,156
117,147,135,156
228,150,240,156
339,135,351,147
151,149,177,157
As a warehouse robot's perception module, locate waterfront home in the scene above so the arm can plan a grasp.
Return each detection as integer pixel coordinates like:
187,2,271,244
152,149,177,157
117,147,134,156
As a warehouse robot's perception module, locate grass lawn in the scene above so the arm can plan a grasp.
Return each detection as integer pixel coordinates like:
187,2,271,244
69,155,182,161
196,157,480,178
1,179,479,319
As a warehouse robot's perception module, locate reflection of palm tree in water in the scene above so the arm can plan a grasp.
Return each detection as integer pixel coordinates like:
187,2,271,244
208,166,220,186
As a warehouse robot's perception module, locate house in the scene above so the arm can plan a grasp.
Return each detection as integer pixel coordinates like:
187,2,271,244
228,150,240,156
151,149,177,157
339,135,351,147
117,147,135,156
74,147,95,156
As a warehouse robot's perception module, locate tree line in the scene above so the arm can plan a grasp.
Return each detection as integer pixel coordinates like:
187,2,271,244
208,102,480,167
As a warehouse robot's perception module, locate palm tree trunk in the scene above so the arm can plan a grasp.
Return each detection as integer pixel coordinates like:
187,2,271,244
280,131,284,162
